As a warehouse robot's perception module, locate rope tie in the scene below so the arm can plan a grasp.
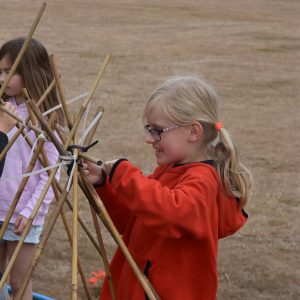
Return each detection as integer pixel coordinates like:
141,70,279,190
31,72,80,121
60,154,77,192
27,133,48,166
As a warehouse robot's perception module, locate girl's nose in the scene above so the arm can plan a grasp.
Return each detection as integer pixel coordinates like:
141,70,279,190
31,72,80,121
145,134,156,144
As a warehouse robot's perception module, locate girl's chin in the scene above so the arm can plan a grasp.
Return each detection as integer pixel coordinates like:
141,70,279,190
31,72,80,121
156,157,171,166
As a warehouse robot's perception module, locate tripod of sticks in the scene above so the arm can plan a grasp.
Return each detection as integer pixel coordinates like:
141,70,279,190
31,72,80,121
0,3,160,300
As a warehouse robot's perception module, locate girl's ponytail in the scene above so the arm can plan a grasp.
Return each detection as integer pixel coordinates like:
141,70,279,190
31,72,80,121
212,126,252,208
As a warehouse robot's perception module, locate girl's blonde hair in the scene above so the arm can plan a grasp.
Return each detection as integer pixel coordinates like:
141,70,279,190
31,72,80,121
0,37,64,125
144,76,252,207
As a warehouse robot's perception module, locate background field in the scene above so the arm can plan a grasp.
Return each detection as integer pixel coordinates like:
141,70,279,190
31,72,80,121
1,0,299,299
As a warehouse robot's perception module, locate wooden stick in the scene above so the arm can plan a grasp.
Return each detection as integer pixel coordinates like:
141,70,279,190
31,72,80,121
0,2,47,101
71,120,79,300
83,107,116,300
64,54,111,149
49,54,73,129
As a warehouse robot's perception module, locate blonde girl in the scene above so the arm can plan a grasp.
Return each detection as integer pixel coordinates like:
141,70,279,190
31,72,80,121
84,76,252,300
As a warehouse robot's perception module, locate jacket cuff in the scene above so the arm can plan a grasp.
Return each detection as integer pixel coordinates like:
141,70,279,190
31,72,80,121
94,168,107,188
109,159,128,183
20,207,32,220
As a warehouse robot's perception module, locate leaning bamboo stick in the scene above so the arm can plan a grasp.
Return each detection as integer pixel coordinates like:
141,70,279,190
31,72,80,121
89,206,116,300
83,107,116,300
0,2,47,101
71,122,79,300
64,54,111,149
50,54,72,128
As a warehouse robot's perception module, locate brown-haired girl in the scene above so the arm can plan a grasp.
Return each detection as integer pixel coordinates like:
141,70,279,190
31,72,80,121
0,37,63,299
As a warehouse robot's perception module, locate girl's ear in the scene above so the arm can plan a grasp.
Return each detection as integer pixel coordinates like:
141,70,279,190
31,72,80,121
188,122,203,142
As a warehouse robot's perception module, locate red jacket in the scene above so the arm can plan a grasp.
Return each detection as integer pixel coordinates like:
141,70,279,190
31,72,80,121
96,160,247,300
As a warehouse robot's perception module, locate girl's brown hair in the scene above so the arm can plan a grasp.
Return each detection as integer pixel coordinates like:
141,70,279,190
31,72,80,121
144,76,252,207
0,37,64,125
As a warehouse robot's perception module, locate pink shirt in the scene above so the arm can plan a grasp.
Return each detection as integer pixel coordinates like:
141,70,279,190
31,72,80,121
0,97,60,226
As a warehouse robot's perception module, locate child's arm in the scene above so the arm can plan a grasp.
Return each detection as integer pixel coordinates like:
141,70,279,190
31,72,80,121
18,133,61,226
103,160,219,239
84,159,132,233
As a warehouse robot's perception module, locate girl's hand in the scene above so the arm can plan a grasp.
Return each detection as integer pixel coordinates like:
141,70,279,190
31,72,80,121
103,159,119,176
83,160,104,185
14,215,29,235
0,102,18,133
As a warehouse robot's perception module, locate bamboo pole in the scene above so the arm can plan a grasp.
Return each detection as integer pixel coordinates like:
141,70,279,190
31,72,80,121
71,120,79,300
64,54,111,149
49,54,72,129
0,2,47,101
83,107,116,300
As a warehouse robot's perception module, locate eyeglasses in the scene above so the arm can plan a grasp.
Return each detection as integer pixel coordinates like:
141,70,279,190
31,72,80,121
144,124,180,141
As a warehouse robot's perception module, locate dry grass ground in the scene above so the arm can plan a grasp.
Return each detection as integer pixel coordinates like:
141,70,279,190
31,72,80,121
0,0,299,299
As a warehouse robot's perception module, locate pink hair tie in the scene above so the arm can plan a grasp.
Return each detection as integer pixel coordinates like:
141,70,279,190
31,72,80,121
215,122,223,131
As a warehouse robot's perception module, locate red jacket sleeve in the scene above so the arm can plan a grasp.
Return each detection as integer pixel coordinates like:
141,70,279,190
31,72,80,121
108,160,219,239
96,176,132,234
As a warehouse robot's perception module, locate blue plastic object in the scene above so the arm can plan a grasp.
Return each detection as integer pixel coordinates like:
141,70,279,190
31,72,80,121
7,285,55,300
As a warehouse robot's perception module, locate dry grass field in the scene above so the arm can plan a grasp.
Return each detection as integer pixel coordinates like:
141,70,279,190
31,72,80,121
0,0,299,299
